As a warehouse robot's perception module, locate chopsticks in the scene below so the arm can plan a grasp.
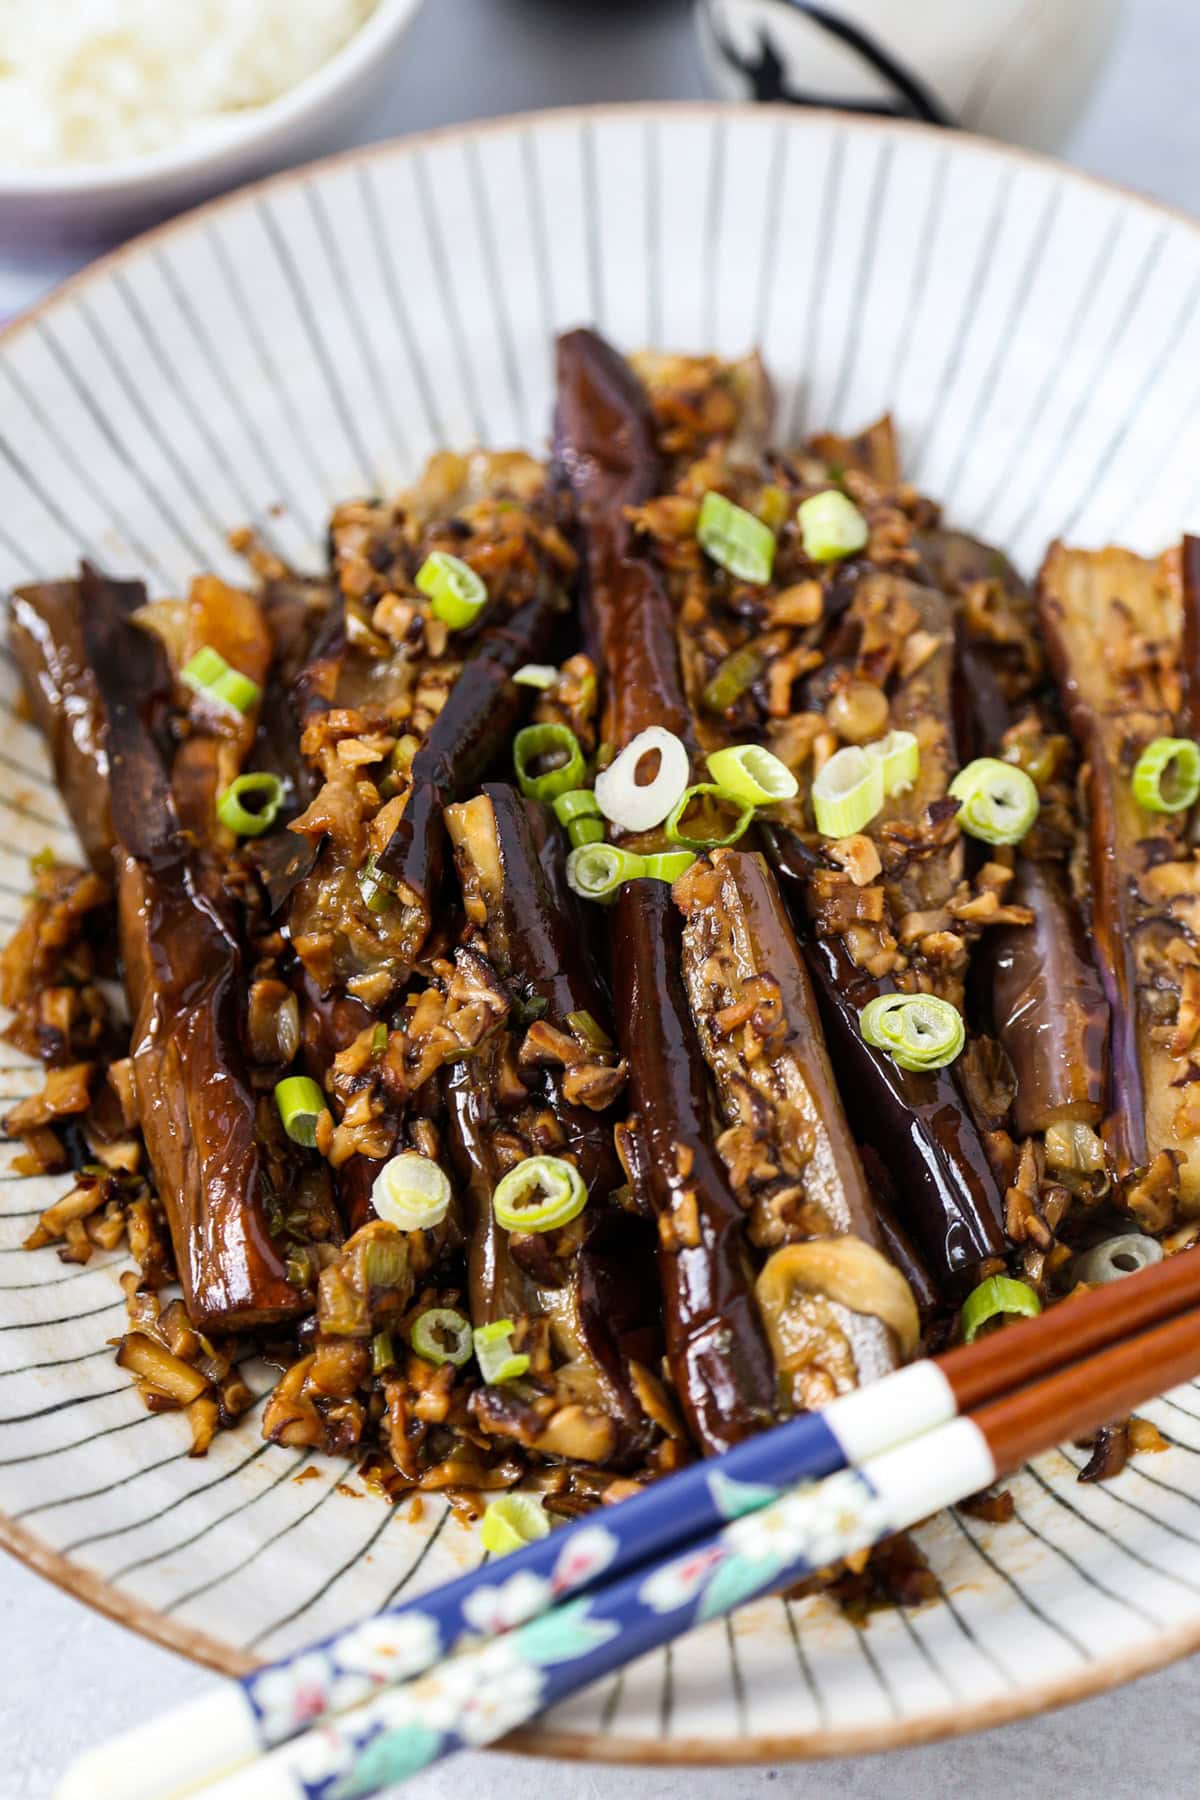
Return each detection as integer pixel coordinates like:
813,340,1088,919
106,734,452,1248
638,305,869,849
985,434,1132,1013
58,1247,1200,1800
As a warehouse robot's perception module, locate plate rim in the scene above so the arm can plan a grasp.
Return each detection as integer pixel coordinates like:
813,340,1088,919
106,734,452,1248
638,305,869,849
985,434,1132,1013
4,97,1200,1763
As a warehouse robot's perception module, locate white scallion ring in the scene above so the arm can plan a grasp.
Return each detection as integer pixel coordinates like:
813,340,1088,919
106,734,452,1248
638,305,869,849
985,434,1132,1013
594,727,690,833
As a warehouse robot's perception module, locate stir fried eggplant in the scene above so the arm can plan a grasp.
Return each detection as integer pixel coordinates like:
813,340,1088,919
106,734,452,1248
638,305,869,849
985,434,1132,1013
1039,543,1200,1223
7,329,1192,1522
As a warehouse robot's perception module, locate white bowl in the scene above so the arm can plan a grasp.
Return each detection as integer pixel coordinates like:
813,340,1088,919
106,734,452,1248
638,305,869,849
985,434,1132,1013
0,0,424,241
5,104,1200,1774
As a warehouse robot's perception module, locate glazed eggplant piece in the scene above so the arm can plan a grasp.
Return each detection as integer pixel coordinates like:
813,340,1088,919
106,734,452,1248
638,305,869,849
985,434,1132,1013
675,850,910,1403
612,879,778,1454
1039,542,1200,1220
444,784,658,1465
82,563,306,1330
8,578,118,874
804,928,1007,1287
554,327,694,747
373,593,563,967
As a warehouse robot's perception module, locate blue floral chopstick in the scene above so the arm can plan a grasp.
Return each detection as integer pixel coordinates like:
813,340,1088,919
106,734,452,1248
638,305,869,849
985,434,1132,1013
57,1363,957,1800
185,1411,996,1799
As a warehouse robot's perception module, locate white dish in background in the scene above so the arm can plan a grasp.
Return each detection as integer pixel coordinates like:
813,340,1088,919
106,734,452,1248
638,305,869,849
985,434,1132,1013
4,104,1200,1768
0,0,424,240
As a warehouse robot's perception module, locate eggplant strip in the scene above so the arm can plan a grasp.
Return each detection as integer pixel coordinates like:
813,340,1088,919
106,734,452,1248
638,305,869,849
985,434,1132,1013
611,879,778,1454
82,563,304,1329
445,785,657,1462
554,327,694,747
374,593,561,961
8,577,118,874
675,849,902,1398
1039,542,1200,1217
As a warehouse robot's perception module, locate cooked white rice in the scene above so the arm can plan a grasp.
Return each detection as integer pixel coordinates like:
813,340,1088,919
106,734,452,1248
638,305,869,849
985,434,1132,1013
0,0,379,169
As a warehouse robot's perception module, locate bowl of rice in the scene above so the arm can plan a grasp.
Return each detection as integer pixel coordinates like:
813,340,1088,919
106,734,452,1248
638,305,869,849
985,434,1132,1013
0,0,425,238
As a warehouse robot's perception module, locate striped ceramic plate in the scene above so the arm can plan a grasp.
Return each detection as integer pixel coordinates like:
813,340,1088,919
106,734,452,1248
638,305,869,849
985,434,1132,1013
4,104,1200,1764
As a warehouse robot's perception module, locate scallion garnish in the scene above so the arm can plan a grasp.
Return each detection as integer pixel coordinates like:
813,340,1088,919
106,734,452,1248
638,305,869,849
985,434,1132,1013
593,726,690,833
473,1318,530,1384
480,1492,551,1555
664,783,754,850
858,993,965,1073
643,850,697,882
566,842,646,902
1131,736,1200,815
358,852,395,913
960,1275,1042,1344
415,551,488,629
371,1151,452,1232
864,729,920,797
702,646,764,714
949,757,1040,845
513,663,558,689
513,723,586,803
566,1009,612,1049
492,1154,587,1233
568,816,605,847
697,491,776,584
552,788,602,826
371,1330,396,1375
705,744,799,807
811,745,885,837
181,645,261,715
274,1075,326,1148
411,1307,473,1367
215,771,284,837
797,490,869,562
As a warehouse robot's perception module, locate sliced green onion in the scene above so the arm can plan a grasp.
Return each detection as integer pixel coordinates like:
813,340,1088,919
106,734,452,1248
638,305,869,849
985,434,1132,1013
566,1009,612,1049
552,788,602,826
960,1275,1042,1344
371,1329,396,1375
566,842,646,902
594,726,690,832
1131,736,1200,814
858,993,965,1072
811,745,885,837
274,1075,326,1148
473,1318,530,1384
513,663,558,689
864,729,920,797
513,724,586,802
1071,1233,1163,1287
358,853,394,913
797,490,869,563
702,646,764,714
697,491,776,584
480,1492,551,1556
371,1022,389,1055
665,783,754,850
492,1154,588,1233
568,816,605,848
411,1306,473,1367
643,851,696,882
705,744,799,806
216,772,284,837
415,551,488,629
949,757,1040,846
371,1151,452,1232
181,645,261,715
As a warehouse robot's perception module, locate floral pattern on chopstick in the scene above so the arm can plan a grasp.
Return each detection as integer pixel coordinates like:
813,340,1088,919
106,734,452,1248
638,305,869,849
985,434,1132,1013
283,1468,898,1799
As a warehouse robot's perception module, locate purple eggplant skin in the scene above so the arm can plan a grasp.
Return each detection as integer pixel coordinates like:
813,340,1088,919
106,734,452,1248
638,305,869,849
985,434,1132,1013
803,932,1007,1289
611,878,779,1455
553,328,694,747
78,561,180,872
856,1144,941,1328
984,857,1110,1140
8,577,120,875
82,563,304,1330
374,592,561,948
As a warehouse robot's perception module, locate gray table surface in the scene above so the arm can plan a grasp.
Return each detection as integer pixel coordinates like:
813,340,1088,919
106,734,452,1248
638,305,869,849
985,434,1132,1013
5,1,1200,1795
